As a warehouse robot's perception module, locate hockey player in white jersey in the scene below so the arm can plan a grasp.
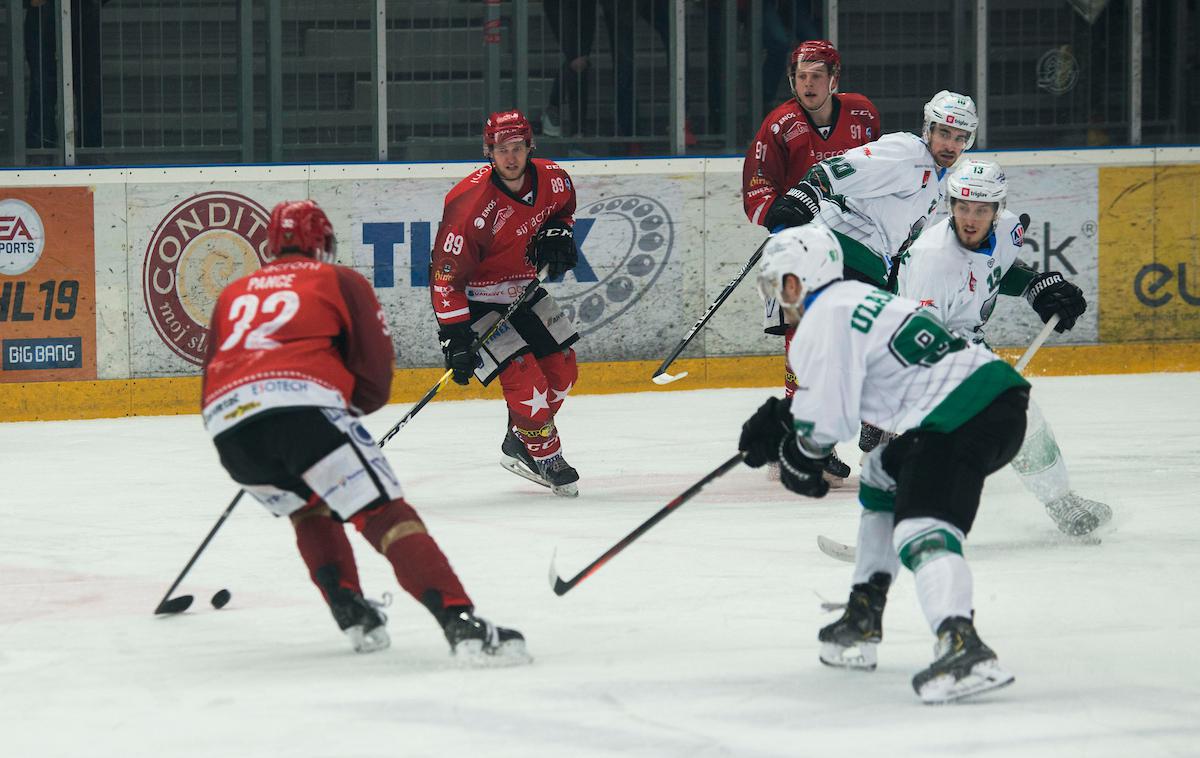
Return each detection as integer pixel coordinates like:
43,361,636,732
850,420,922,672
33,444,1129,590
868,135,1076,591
765,89,980,456
737,225,1029,704
898,159,1111,536
766,89,978,288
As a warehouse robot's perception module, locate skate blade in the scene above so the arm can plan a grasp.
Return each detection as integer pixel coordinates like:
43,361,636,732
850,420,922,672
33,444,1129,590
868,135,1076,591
452,638,534,668
819,641,877,671
551,482,579,498
500,458,551,489
346,625,391,654
918,661,1014,704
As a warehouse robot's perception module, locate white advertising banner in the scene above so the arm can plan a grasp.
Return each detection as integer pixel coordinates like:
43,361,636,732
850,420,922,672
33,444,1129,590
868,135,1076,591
6,155,1107,383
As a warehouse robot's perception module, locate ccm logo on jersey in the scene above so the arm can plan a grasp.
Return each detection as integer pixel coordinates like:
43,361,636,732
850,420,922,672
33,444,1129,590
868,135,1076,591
850,109,873,116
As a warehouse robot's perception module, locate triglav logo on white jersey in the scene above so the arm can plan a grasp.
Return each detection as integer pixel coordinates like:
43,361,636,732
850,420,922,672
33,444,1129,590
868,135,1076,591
0,199,46,276
555,194,673,337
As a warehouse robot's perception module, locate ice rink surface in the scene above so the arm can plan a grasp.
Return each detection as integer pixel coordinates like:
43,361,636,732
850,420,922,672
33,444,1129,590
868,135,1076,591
3,372,1200,757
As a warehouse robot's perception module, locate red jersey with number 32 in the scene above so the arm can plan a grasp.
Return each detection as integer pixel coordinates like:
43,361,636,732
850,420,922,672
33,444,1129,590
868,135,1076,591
743,93,880,226
201,255,395,438
432,157,576,326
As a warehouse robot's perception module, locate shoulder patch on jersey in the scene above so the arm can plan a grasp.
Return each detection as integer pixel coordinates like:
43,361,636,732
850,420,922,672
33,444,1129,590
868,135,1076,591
1010,223,1024,247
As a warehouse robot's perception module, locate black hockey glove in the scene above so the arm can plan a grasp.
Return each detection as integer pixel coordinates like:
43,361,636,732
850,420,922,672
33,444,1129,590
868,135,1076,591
762,181,821,230
527,219,577,279
438,322,477,386
738,396,793,468
778,434,831,498
1025,271,1086,333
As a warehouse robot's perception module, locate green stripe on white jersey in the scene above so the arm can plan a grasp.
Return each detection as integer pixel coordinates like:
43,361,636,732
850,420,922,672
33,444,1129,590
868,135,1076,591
787,280,1029,449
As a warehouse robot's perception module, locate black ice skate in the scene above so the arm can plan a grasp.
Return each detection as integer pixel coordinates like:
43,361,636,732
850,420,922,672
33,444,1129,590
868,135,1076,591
315,566,390,654
499,429,579,497
443,609,531,666
912,616,1014,704
537,453,579,498
818,572,890,670
823,449,851,481
1045,492,1112,536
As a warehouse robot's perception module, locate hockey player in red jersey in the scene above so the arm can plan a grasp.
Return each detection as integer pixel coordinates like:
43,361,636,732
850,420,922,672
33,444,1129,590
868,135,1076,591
202,200,529,664
432,109,582,497
743,40,880,231
742,39,879,479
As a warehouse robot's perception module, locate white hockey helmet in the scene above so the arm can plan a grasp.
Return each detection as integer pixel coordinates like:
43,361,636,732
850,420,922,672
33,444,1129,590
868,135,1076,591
947,159,1007,217
757,225,844,312
922,90,979,149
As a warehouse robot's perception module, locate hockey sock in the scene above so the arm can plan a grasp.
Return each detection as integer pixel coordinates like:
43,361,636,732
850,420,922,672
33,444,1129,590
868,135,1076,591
783,325,798,399
894,517,973,633
536,348,578,415
1010,399,1070,504
500,355,563,460
852,509,900,585
349,499,471,610
290,502,362,600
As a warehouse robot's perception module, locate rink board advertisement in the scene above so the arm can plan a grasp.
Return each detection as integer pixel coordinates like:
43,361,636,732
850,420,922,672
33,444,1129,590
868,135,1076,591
1098,165,1200,342
311,169,696,369
0,187,97,382
1,147,1196,419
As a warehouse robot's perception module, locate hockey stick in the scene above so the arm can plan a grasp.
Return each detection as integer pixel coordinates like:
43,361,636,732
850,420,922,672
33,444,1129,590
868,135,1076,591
816,310,1062,564
155,268,552,615
377,265,550,447
1014,313,1059,373
153,491,242,614
549,452,745,595
651,238,770,385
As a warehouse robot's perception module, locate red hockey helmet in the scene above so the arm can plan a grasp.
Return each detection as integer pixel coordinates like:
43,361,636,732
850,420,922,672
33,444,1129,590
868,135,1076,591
790,39,842,81
267,200,336,262
483,109,534,156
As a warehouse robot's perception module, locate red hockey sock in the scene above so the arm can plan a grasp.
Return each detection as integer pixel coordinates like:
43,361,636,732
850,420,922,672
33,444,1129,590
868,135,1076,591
537,348,578,415
783,324,798,399
349,499,472,612
500,355,562,460
290,502,362,601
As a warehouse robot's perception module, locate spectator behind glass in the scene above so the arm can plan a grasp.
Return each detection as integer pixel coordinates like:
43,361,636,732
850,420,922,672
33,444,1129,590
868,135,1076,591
706,0,821,133
23,0,107,150
543,0,687,153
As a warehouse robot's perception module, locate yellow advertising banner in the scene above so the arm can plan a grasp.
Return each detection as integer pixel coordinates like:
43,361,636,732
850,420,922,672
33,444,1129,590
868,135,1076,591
1099,165,1200,341
0,187,97,382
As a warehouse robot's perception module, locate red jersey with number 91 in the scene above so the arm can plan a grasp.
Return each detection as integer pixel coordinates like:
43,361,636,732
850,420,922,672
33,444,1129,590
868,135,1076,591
432,158,576,325
201,255,395,438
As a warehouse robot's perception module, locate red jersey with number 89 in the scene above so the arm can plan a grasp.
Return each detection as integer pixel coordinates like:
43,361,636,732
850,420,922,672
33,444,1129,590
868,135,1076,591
432,158,576,325
201,255,395,438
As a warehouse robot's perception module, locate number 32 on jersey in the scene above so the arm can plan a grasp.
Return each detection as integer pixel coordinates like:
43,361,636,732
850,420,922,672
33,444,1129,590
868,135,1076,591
219,291,300,351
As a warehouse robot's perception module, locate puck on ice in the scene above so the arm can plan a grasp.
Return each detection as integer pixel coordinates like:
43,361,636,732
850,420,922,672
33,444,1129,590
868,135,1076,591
211,589,231,609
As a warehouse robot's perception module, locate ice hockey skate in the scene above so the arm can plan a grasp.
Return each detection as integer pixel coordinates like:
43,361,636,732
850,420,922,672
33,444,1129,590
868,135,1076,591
1045,492,1112,536
818,572,890,670
822,449,851,482
500,429,579,497
443,609,531,666
316,567,391,654
912,616,1014,704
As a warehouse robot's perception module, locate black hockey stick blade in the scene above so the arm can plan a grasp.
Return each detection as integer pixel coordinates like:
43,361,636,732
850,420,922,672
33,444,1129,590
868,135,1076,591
549,452,745,596
1019,213,1030,233
154,594,195,615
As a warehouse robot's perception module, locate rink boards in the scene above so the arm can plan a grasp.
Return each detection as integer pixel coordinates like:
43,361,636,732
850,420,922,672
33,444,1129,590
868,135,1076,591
1,146,1198,420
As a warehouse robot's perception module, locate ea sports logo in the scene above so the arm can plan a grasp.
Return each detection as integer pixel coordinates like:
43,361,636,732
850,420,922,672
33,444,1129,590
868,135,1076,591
556,195,673,336
143,191,271,365
0,198,46,276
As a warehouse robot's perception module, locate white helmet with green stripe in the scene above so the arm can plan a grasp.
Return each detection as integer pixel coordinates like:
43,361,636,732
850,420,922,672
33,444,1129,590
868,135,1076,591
757,225,844,313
